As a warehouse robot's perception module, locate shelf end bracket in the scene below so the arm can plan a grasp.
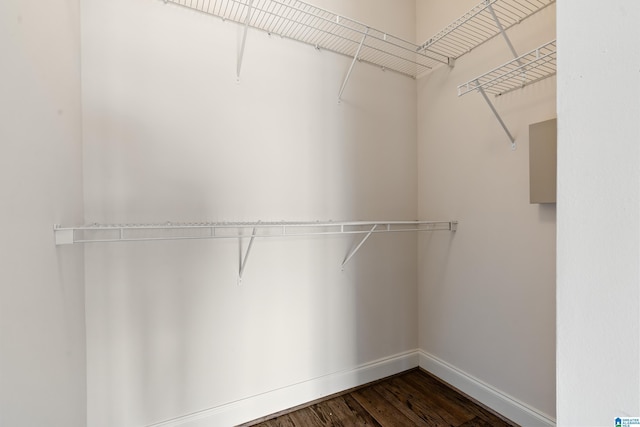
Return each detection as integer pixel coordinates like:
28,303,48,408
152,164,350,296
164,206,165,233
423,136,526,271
54,226,74,246
477,83,516,150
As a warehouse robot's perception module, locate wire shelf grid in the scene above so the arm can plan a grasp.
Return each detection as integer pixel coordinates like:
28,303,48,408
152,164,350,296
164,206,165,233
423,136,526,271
163,0,449,78
419,0,555,60
457,39,556,97
54,220,457,245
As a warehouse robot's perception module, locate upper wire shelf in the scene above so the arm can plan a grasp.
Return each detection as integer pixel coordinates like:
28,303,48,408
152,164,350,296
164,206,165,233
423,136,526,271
163,0,449,78
419,0,555,60
54,220,457,245
458,39,556,97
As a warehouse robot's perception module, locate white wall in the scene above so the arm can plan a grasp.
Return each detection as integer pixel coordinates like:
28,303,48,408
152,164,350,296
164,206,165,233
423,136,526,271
8,1,636,426
311,0,416,42
81,0,418,425
557,1,640,425
0,1,86,426
0,1,567,424
416,1,557,424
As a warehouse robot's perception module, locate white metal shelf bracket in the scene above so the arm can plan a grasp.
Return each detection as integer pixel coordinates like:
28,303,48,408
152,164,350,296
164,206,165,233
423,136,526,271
486,1,519,61
477,82,516,149
341,224,377,269
238,223,258,283
236,0,254,79
54,225,74,245
481,1,521,149
338,27,369,102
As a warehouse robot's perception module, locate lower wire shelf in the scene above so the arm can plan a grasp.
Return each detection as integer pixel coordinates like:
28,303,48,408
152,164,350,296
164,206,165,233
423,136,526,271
54,220,458,279
53,220,457,245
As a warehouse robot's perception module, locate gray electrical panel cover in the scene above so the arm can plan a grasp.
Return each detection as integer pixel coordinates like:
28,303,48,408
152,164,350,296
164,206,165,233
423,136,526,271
529,118,557,204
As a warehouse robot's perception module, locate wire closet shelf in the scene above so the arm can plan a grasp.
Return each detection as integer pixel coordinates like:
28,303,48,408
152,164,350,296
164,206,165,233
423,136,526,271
458,39,556,97
163,0,449,78
54,220,457,278
54,220,457,245
419,0,555,60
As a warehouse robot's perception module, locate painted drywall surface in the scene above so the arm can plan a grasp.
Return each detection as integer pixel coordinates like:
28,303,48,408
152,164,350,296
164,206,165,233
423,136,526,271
0,1,86,426
312,0,416,42
81,0,418,425
416,0,478,45
557,1,640,425
416,1,557,420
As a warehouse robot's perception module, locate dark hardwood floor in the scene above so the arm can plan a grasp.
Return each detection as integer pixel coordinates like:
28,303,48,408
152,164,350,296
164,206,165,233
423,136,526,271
240,369,516,427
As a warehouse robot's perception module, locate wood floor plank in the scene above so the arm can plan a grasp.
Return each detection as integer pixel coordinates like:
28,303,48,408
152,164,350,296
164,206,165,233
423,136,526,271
289,396,384,427
286,405,330,427
458,415,501,427
306,401,341,426
259,414,296,427
396,371,478,423
404,370,514,427
352,386,421,426
324,395,382,426
377,376,460,425
286,409,321,426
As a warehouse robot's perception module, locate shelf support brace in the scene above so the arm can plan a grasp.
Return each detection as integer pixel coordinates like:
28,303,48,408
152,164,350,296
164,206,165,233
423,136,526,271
342,224,377,269
487,1,528,80
477,82,516,150
338,28,369,102
236,0,255,80
238,224,258,282
486,2,519,60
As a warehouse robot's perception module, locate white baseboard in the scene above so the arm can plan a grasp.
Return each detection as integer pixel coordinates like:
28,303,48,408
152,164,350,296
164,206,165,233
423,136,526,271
148,349,554,427
147,350,420,427
418,350,556,427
